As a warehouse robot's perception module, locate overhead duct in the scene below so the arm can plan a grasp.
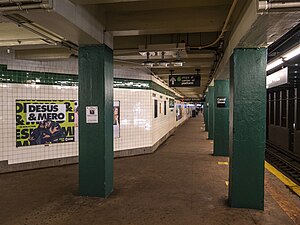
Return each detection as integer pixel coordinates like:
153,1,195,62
257,0,300,13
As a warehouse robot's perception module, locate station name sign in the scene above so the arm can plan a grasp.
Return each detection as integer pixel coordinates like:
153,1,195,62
266,67,288,89
169,75,200,87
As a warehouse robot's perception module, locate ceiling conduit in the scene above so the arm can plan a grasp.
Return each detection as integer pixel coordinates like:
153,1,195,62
0,1,78,52
191,0,238,50
258,0,300,13
0,0,51,12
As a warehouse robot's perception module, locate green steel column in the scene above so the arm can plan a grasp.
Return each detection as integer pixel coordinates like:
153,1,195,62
208,86,215,140
204,91,209,131
214,80,229,156
229,48,267,210
79,45,114,198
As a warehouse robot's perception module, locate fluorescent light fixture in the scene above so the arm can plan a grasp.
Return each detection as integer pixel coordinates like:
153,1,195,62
142,52,154,67
266,58,283,71
142,60,154,67
266,43,300,71
282,44,300,61
171,59,184,67
171,50,184,67
157,51,169,67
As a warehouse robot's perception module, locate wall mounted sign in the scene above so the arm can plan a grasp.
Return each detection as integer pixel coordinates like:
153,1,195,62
16,100,77,147
86,106,98,124
266,67,288,89
216,97,227,107
169,75,201,87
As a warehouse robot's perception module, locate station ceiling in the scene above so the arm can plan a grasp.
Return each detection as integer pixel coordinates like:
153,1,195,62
0,0,299,100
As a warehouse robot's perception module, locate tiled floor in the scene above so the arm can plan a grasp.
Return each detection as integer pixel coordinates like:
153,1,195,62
0,115,299,225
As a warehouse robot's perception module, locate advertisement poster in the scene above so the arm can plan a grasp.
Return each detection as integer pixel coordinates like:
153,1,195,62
113,100,120,138
176,104,183,121
169,99,175,108
16,100,77,147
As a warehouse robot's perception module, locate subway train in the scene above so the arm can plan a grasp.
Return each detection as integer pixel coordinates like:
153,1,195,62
266,23,300,184
267,64,300,155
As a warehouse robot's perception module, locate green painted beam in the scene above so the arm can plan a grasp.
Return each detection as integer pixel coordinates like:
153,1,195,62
229,48,267,210
208,86,215,140
79,45,114,198
214,80,229,156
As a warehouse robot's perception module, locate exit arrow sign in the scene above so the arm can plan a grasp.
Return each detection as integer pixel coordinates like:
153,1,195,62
170,77,176,85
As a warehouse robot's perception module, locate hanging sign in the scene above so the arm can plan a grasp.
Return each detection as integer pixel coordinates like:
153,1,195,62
266,67,288,89
169,75,201,87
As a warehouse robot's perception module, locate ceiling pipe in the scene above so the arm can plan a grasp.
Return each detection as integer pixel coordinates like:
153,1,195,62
2,12,78,52
0,0,41,3
0,0,51,12
258,1,300,13
191,0,238,50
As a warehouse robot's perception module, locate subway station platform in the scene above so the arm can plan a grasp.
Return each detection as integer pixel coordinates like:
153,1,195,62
0,115,299,225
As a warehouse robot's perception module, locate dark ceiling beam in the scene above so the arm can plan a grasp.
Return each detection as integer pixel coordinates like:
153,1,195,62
106,6,229,36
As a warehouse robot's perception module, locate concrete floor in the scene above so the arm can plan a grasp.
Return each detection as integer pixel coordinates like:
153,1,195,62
0,115,299,225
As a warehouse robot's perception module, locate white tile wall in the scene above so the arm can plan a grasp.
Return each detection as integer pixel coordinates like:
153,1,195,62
151,93,191,146
114,88,152,151
114,67,152,80
0,51,189,166
0,83,78,165
0,82,190,166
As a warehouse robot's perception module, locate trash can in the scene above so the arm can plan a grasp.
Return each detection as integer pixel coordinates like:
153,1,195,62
192,110,196,117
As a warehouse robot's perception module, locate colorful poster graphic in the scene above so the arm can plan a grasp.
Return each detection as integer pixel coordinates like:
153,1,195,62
113,100,120,138
16,100,77,147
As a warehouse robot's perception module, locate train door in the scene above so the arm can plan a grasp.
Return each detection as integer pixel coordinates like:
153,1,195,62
287,88,295,152
294,87,300,155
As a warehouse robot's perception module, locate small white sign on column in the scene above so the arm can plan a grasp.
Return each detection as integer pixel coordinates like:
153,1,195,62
86,106,99,124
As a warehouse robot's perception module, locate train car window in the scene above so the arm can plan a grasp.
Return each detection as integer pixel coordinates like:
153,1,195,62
281,90,287,127
270,92,275,125
288,88,295,129
275,91,280,126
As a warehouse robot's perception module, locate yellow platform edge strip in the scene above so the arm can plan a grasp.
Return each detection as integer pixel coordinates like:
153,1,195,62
265,161,300,197
218,162,229,165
